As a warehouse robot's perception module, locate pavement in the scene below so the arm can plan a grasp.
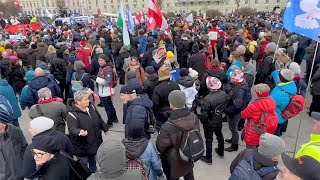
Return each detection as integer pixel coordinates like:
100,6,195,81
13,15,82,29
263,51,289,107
19,61,315,179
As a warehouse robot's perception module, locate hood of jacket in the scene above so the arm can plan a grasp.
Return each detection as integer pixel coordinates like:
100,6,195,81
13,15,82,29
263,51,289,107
147,73,158,82
119,50,130,59
128,94,153,108
25,70,35,82
277,81,297,95
179,75,194,88
96,140,127,178
37,42,47,48
243,62,256,75
123,138,148,159
170,108,195,131
28,76,49,90
0,79,9,86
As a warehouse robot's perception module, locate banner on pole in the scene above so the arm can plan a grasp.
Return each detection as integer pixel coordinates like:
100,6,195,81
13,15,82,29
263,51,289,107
153,45,166,64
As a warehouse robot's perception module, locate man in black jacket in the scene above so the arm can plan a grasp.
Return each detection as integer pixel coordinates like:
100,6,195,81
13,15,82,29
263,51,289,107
143,66,159,99
188,43,206,81
90,47,103,76
152,65,180,130
176,33,190,68
200,77,227,164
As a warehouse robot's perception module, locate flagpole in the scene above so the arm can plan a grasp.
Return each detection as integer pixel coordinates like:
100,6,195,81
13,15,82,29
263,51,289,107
272,26,284,62
292,36,320,157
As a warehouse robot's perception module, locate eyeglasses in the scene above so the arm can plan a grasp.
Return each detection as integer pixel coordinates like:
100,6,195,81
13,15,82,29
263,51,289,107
31,150,48,159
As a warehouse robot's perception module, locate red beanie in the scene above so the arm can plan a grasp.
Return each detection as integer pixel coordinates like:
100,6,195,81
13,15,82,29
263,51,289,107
256,91,270,97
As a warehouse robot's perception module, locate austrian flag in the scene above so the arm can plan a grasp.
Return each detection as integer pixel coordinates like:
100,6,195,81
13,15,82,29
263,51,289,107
14,1,23,8
147,0,168,29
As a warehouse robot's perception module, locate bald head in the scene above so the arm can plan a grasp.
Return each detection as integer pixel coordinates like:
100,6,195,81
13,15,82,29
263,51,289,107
34,68,45,77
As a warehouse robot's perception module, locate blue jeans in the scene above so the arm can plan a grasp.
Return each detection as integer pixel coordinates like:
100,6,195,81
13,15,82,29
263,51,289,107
77,155,96,173
100,96,118,124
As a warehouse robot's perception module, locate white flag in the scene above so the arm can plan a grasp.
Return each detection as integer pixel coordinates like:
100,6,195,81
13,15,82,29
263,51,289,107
186,13,193,23
45,9,54,19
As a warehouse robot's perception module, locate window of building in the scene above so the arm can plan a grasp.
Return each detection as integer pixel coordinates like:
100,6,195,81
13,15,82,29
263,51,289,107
167,3,169,7
125,0,128,2
104,0,106,3
111,0,113,3
255,0,258,3
43,10,45,14
277,0,280,2
142,4,144,8
266,0,269,3
111,5,114,9
245,0,248,4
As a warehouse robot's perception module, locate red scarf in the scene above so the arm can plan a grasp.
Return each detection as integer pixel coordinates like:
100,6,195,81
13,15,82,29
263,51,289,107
38,98,63,104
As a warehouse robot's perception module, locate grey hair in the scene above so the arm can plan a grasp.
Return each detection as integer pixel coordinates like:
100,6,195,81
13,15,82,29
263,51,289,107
37,87,52,100
95,47,103,54
74,61,86,71
255,83,270,94
280,69,295,81
74,90,89,103
289,62,301,75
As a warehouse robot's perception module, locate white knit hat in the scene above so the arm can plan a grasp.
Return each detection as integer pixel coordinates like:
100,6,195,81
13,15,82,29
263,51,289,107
189,68,198,78
30,116,54,134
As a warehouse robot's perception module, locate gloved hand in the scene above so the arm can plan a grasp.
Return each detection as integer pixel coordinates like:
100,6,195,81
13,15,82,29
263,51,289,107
158,174,167,180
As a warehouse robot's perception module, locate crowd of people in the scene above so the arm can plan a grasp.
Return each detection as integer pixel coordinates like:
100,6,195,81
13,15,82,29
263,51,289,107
0,13,320,180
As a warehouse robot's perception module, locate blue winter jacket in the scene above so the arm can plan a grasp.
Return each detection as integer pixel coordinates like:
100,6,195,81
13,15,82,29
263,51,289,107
139,141,163,180
270,81,297,124
27,76,61,106
137,37,147,55
20,70,34,108
226,61,243,83
0,79,21,120
125,94,153,139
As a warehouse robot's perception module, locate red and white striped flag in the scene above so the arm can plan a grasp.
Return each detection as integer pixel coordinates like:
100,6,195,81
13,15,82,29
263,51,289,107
135,11,144,24
14,1,23,8
147,0,168,29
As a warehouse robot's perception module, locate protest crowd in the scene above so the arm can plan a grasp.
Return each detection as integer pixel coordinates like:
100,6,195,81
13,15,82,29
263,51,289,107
1,0,320,180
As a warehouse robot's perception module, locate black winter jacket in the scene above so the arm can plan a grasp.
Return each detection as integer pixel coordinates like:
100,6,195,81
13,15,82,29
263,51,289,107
23,129,73,179
66,103,109,156
27,48,38,70
152,80,180,122
200,91,228,127
17,47,30,66
143,74,159,99
90,53,102,76
8,65,26,93
225,82,251,115
255,53,275,88
50,57,67,83
200,68,227,97
188,53,206,80
176,39,190,57
0,58,11,79
141,47,156,68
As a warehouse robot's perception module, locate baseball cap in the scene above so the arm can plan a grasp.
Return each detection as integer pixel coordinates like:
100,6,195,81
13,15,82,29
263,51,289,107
311,112,320,121
282,153,320,180
120,85,136,94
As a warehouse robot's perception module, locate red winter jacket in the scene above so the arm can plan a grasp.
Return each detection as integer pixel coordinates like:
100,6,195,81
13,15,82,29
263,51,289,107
241,97,277,146
76,48,91,72
257,40,269,64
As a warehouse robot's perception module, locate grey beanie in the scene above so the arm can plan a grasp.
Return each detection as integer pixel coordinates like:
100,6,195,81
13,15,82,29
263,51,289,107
266,42,277,53
30,116,54,134
168,90,186,109
258,133,285,159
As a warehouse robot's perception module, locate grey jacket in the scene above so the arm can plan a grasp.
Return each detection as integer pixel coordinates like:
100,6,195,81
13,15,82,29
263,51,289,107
88,140,144,180
0,124,28,180
28,101,67,133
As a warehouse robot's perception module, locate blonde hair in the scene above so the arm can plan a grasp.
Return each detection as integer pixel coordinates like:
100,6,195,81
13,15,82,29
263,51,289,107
47,45,56,54
255,83,270,94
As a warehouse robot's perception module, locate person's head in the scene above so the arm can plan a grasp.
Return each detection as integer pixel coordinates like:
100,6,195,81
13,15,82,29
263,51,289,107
266,42,277,53
289,62,301,75
95,47,103,54
166,51,175,63
211,59,220,68
277,154,320,180
189,68,198,80
145,66,156,75
32,135,58,165
74,42,82,52
47,45,56,54
206,76,222,91
311,112,320,134
231,69,244,84
98,54,110,67
37,87,52,100
120,85,137,104
74,61,86,71
158,65,171,81
0,102,10,134
192,43,199,53
255,83,271,97
29,117,54,137
229,51,241,63
180,68,189,77
278,69,294,83
130,57,140,66
127,122,144,140
235,37,244,45
258,133,286,161
276,26,282,33
34,68,45,77
1,51,8,58
168,90,186,110
74,90,90,108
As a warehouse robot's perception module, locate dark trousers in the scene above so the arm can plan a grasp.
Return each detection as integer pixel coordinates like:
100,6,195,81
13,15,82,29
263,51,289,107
100,96,118,124
178,55,188,68
203,125,224,158
58,81,68,102
167,171,194,180
227,113,241,144
274,123,285,136
310,95,320,114
294,48,306,65
77,155,96,173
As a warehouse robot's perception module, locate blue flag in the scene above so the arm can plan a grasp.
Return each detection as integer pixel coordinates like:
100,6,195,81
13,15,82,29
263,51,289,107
126,5,134,33
42,18,50,27
70,10,75,25
283,0,320,41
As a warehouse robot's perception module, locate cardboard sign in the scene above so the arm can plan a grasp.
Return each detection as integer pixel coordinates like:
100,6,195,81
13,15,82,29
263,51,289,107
153,45,167,64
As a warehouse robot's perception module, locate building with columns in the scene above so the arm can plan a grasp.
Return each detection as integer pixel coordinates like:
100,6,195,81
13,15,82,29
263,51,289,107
19,0,287,17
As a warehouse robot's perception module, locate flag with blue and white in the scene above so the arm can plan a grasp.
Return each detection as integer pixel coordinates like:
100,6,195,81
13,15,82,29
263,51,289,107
283,0,320,41
126,5,134,33
70,10,75,25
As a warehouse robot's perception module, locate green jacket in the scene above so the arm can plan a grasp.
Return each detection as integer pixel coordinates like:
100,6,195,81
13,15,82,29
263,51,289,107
295,134,320,163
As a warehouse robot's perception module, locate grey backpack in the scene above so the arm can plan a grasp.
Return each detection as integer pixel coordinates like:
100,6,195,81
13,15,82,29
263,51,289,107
229,152,278,180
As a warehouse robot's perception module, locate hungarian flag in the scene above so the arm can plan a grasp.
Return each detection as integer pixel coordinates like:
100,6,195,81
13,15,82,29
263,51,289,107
147,0,168,29
117,0,130,46
14,1,23,8
135,11,144,24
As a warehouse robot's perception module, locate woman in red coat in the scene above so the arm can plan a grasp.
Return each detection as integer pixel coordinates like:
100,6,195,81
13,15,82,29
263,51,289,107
241,83,278,149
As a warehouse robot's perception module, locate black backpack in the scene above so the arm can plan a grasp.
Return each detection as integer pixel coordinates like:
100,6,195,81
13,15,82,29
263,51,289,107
167,114,204,164
145,107,156,134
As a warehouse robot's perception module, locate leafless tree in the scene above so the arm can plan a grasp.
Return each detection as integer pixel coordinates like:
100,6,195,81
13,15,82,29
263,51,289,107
206,9,222,18
157,0,163,8
239,7,255,16
56,0,66,14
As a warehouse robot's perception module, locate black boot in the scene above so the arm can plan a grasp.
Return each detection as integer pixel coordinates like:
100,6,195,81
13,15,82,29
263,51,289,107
215,148,224,159
225,144,239,152
225,138,232,143
200,156,212,165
